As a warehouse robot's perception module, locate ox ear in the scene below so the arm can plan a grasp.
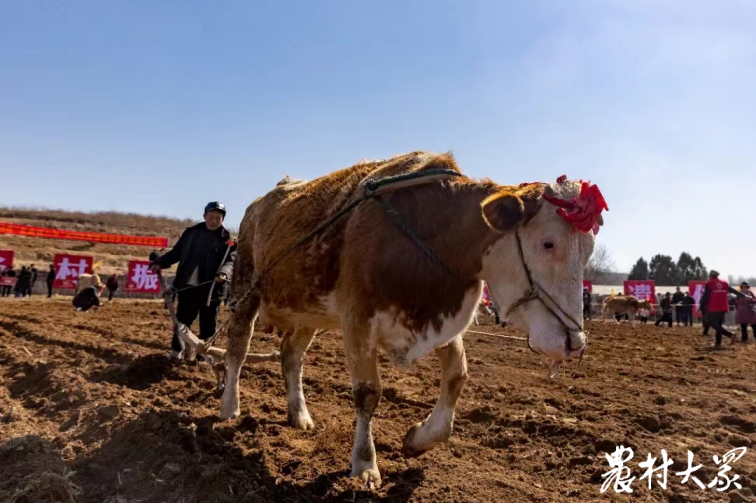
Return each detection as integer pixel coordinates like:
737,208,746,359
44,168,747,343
482,193,527,233
482,188,542,233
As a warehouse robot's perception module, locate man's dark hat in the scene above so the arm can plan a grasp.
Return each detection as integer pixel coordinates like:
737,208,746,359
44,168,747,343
204,202,226,217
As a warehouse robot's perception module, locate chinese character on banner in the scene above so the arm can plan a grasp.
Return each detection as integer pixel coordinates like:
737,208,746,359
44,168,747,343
0,250,14,273
125,260,160,293
583,280,593,293
53,254,93,289
689,280,707,318
624,280,656,301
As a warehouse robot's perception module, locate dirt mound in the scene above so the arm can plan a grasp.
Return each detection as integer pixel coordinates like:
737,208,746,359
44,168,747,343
0,436,81,503
1,298,755,502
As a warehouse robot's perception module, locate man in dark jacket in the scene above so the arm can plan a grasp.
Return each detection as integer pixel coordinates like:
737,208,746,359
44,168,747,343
150,202,236,360
699,270,745,347
14,267,31,298
46,265,56,298
106,275,119,301
672,287,685,326
681,291,695,327
655,292,674,328
26,265,38,296
582,287,592,320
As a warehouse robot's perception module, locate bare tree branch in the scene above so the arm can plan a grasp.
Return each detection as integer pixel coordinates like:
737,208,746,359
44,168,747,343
585,244,616,283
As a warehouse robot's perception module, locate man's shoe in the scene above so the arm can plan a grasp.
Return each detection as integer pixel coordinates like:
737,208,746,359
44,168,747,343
168,350,183,361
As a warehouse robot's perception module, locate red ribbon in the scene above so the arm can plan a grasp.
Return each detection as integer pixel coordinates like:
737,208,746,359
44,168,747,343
542,177,609,234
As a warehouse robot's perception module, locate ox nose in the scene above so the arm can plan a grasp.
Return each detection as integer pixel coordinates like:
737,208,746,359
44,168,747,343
566,330,586,358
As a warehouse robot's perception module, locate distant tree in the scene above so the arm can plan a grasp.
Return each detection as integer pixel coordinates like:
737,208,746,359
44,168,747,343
628,257,649,280
649,254,681,286
692,257,708,280
585,244,616,283
677,252,696,281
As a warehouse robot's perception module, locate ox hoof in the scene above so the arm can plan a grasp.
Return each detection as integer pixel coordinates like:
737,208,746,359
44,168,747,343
219,395,240,421
219,408,240,421
401,422,430,458
401,421,448,458
352,468,382,490
287,410,314,431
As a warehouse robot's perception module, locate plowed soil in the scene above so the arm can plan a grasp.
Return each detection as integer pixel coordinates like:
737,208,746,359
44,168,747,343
1,297,754,503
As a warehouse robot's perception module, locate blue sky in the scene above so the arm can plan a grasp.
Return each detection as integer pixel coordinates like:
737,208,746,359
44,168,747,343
1,1,755,276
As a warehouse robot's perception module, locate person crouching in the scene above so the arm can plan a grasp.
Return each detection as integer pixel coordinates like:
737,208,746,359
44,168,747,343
73,282,105,312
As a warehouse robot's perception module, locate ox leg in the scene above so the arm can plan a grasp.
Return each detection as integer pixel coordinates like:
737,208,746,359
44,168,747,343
282,327,317,430
344,335,382,489
220,295,261,421
402,334,467,458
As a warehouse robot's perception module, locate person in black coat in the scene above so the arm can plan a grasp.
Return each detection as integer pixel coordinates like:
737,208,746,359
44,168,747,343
582,288,592,320
150,202,237,359
655,293,674,328
73,286,101,312
46,265,56,298
14,267,32,298
681,291,695,327
106,275,119,301
672,287,685,326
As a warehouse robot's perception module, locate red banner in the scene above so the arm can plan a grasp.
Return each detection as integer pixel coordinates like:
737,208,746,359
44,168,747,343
125,260,160,293
624,280,655,301
0,250,13,274
0,223,168,248
0,277,16,286
582,280,593,293
689,280,707,318
53,254,93,289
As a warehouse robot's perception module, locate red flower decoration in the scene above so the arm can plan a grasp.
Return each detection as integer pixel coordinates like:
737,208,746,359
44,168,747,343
542,179,608,234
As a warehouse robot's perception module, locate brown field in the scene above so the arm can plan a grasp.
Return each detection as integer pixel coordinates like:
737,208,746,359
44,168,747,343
0,207,195,276
1,297,755,503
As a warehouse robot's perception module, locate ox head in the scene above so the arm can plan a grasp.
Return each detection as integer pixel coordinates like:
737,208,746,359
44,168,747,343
480,177,608,363
638,299,653,310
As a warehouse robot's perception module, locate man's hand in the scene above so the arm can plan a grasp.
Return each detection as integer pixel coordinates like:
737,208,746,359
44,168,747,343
215,273,228,283
149,263,161,274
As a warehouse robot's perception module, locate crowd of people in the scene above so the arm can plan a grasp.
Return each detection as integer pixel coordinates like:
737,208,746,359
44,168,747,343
0,264,39,297
579,271,756,348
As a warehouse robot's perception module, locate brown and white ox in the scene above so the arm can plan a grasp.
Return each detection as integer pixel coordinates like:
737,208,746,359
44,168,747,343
220,152,602,488
601,295,652,326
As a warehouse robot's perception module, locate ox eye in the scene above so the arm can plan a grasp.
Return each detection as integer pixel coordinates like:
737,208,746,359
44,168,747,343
543,241,555,251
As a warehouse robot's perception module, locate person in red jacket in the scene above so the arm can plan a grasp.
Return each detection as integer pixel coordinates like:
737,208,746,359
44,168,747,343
698,270,745,347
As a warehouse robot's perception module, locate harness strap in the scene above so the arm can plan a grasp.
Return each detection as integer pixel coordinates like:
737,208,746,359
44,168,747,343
375,196,460,278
